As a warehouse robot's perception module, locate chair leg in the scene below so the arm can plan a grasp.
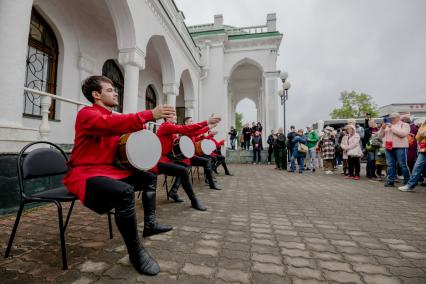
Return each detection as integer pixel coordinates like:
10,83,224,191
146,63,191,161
63,201,75,231
163,176,169,200
107,212,113,239
4,202,25,258
197,167,201,181
54,201,68,270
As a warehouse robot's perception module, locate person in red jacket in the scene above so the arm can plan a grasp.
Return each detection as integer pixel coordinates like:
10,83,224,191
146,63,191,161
63,76,175,276
167,117,222,201
154,115,221,210
210,133,233,175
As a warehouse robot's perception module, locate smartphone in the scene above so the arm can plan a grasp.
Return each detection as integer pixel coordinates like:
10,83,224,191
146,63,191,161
383,117,391,124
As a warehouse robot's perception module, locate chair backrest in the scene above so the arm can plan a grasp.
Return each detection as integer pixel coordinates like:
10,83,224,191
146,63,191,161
17,142,69,196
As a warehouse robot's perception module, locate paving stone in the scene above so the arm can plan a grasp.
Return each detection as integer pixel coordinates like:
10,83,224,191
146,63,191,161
251,253,282,264
386,266,426,278
287,266,322,280
278,241,306,250
399,252,426,259
285,257,316,268
318,260,352,272
312,251,344,261
252,262,284,276
281,248,311,258
216,268,250,283
181,263,214,277
323,270,363,283
78,260,109,274
353,263,390,275
362,274,403,284
292,278,327,284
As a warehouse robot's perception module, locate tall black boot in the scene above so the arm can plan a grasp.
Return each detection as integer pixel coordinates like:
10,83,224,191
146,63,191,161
114,190,159,275
221,160,233,176
168,177,183,202
142,191,173,238
181,175,207,211
205,161,222,190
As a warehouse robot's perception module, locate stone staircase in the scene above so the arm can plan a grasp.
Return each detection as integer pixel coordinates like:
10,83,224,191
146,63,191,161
226,149,274,164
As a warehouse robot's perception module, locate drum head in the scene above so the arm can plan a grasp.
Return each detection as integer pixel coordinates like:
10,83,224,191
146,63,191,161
179,136,195,158
126,129,161,170
201,139,216,155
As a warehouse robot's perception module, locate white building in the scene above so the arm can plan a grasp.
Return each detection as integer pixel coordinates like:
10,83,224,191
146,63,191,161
0,0,283,153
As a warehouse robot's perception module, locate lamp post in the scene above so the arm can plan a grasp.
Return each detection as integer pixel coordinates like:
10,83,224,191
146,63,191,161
278,72,291,134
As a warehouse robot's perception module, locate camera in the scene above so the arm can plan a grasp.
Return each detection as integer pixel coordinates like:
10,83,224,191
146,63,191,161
383,117,391,124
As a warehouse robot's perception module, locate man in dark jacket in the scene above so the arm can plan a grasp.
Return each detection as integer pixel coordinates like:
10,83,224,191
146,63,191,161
242,124,252,150
286,125,296,162
267,130,274,164
252,130,263,164
274,128,287,170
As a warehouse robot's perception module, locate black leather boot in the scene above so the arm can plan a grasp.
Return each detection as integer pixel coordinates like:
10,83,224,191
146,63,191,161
142,191,173,238
168,177,183,202
205,162,222,190
181,175,207,211
114,190,159,275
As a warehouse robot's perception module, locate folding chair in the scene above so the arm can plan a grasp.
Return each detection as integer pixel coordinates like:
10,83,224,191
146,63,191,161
4,141,112,270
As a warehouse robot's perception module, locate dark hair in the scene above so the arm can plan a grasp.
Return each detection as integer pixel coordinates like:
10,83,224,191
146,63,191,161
184,117,192,124
81,75,113,103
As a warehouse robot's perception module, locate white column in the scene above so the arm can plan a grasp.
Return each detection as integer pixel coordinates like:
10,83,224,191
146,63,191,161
264,71,280,136
119,48,145,113
0,0,33,128
185,100,195,118
163,83,179,107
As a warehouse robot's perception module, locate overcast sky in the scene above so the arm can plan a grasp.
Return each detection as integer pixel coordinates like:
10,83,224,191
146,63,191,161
175,0,426,129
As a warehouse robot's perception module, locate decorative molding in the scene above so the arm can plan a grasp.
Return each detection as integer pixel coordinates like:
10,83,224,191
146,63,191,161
118,47,145,69
264,71,280,79
184,99,195,108
78,54,99,74
163,82,179,95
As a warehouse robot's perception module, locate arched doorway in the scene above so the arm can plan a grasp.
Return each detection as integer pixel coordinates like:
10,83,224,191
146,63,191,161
24,8,59,119
102,59,124,113
229,60,263,136
145,84,157,110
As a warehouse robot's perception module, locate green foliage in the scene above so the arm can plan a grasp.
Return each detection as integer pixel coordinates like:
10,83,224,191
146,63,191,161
330,91,378,119
235,112,243,132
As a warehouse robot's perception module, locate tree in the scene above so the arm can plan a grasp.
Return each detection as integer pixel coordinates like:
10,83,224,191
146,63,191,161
330,91,378,119
235,112,243,132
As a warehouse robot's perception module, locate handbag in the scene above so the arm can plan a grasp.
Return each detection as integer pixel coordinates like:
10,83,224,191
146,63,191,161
385,140,393,151
347,146,362,157
298,142,308,154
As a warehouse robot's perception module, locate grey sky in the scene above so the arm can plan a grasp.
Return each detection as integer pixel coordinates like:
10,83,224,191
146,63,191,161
175,0,426,129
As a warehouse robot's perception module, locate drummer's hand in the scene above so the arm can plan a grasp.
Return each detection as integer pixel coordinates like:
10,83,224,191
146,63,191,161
208,123,217,129
210,130,218,135
152,105,176,120
208,114,221,125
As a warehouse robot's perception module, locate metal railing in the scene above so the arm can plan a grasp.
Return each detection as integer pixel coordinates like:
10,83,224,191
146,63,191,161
23,87,90,141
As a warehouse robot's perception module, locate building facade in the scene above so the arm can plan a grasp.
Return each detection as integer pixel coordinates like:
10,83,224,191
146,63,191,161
0,0,283,213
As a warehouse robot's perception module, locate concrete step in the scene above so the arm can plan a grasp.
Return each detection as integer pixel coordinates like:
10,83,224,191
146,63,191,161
226,149,274,164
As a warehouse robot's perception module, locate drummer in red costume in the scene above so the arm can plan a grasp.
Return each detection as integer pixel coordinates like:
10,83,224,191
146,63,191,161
167,117,222,202
209,131,233,176
63,76,175,276
154,115,221,211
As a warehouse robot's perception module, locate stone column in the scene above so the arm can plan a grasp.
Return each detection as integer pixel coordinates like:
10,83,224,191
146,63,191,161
119,48,145,113
185,99,195,118
0,0,33,128
264,71,280,136
163,83,179,107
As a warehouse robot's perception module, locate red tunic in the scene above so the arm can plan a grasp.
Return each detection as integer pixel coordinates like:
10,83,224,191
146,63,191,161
210,137,225,157
63,104,154,203
151,121,208,171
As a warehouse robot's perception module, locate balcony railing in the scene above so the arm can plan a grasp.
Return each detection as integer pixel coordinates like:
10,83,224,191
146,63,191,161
23,87,90,141
227,25,268,35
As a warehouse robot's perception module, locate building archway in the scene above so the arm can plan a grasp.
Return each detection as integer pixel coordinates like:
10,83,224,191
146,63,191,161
102,59,124,113
228,60,264,137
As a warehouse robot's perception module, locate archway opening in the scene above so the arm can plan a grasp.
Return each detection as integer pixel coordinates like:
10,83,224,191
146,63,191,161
236,98,258,129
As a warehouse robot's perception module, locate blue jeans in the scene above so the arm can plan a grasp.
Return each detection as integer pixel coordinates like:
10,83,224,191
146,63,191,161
230,138,236,150
385,148,411,184
407,153,426,188
253,148,261,163
290,155,305,172
307,148,316,169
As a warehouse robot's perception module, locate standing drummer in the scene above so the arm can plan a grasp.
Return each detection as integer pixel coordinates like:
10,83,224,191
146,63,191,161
153,115,221,210
64,75,175,276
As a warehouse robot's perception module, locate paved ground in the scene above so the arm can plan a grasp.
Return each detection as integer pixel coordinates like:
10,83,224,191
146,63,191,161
1,164,426,283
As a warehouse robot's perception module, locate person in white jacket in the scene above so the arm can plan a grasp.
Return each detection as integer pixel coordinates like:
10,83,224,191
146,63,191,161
341,125,362,180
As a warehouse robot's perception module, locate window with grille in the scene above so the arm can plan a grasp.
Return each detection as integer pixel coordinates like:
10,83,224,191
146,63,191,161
102,60,124,113
24,9,58,119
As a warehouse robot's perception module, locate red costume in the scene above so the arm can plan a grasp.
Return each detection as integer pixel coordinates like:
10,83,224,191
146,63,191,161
151,121,208,170
63,104,154,202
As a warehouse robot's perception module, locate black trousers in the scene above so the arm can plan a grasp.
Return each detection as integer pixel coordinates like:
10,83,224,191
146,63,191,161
157,162,196,200
348,156,361,177
84,171,156,215
268,146,273,162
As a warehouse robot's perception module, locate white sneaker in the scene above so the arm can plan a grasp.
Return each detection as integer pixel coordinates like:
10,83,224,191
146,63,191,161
397,175,404,180
398,185,414,192
325,171,333,175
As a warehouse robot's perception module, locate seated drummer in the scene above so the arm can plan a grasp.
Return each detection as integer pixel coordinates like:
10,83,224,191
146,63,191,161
209,132,233,176
168,117,222,201
154,115,221,211
64,75,175,276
